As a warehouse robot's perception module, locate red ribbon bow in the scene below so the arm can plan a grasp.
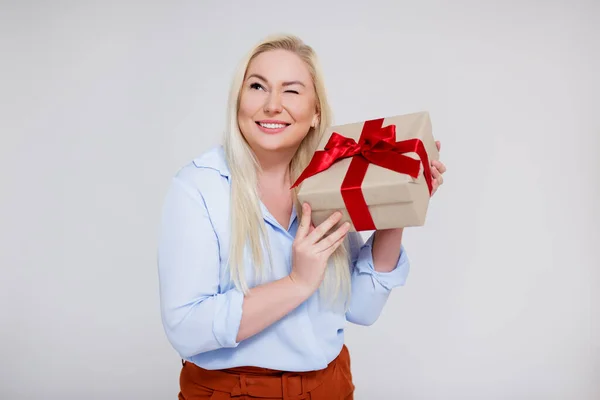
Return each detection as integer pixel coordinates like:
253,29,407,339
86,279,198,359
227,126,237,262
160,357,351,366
291,118,433,231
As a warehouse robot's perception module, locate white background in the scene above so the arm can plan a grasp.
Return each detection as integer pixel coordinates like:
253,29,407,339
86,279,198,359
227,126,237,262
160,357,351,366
1,1,598,399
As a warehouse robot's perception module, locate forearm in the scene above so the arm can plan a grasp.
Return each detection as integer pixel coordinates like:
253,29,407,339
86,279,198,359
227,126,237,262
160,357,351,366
236,276,312,342
372,228,404,272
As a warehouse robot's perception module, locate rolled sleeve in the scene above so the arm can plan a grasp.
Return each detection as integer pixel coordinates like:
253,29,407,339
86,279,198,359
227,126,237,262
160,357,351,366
346,233,410,326
353,235,410,292
213,288,244,348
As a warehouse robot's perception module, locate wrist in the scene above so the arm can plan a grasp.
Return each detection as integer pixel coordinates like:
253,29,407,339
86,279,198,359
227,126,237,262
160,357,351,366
373,228,404,273
286,273,317,300
374,227,404,240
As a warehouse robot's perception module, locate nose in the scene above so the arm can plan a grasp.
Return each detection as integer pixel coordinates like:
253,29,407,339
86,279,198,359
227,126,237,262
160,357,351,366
264,91,283,114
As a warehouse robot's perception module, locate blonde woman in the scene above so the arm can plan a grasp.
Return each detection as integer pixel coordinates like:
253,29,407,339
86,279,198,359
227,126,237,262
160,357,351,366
157,34,446,399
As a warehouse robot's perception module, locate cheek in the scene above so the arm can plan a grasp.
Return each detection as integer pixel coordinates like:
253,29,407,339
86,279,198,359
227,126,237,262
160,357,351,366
286,97,316,123
239,91,264,117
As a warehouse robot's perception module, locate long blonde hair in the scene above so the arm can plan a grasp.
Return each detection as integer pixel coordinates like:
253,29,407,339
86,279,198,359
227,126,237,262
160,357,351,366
223,34,351,304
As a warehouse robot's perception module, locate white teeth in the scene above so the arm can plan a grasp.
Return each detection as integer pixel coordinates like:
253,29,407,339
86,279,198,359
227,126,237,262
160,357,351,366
259,122,287,129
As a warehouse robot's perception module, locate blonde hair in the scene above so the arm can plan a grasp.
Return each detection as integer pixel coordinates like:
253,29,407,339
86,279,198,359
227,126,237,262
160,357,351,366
223,33,351,304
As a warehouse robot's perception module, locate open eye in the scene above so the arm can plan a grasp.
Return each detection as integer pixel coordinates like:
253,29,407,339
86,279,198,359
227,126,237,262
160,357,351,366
250,82,265,91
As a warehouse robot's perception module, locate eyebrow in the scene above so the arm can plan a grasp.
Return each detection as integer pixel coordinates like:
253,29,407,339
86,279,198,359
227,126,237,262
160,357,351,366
247,73,306,87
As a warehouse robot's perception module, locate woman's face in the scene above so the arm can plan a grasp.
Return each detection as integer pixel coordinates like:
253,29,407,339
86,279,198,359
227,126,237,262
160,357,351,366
238,49,318,160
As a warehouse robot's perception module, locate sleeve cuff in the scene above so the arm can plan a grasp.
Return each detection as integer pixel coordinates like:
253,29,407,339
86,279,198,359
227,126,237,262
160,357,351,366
353,235,411,291
212,288,244,348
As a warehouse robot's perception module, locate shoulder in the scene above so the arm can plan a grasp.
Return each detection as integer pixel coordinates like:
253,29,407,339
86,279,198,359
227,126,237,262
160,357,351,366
172,145,231,196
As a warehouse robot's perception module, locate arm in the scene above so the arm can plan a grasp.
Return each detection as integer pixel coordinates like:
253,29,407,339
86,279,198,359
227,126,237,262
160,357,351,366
238,204,348,341
345,230,410,326
236,276,311,342
157,174,310,358
372,228,404,272
158,175,241,358
345,142,445,326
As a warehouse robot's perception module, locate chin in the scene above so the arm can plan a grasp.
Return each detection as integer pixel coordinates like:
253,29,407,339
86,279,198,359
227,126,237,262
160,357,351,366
253,138,298,154
250,130,305,154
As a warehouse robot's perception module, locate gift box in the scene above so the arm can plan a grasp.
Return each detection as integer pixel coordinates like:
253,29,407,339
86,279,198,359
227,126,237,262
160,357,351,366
292,111,439,232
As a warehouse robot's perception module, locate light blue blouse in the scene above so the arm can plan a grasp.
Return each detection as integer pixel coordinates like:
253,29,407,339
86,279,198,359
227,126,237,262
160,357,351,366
157,146,410,372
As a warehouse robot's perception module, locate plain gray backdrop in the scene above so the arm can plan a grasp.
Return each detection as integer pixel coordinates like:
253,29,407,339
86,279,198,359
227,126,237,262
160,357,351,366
1,1,598,399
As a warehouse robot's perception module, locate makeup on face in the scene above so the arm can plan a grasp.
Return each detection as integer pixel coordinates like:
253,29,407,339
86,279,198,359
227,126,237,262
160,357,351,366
237,49,318,154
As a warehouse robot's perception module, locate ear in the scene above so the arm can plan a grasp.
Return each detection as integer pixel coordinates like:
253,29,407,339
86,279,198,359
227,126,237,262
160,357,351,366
311,114,320,128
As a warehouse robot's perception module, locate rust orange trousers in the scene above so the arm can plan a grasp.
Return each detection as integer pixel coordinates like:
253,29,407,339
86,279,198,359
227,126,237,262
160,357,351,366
178,345,354,399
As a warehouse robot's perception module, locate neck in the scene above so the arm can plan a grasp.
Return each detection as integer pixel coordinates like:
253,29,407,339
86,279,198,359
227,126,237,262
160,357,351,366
254,148,295,189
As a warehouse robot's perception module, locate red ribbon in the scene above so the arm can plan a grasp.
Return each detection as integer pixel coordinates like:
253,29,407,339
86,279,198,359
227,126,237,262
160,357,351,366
291,118,433,231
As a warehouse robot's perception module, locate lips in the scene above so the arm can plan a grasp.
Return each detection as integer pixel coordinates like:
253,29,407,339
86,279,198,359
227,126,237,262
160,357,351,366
255,120,290,134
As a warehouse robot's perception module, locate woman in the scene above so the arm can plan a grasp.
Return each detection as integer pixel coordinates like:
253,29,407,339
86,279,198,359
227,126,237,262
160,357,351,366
158,34,446,399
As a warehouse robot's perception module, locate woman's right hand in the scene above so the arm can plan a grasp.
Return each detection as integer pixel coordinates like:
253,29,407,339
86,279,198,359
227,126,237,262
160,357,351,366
289,203,350,294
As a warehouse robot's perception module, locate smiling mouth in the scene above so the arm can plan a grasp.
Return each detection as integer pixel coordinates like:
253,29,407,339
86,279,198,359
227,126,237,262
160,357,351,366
256,121,291,129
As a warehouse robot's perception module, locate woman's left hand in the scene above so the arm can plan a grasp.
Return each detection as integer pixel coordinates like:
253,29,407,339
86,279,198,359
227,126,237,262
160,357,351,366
431,140,446,196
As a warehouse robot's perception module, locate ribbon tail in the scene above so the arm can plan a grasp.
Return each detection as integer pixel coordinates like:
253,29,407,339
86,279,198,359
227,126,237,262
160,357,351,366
370,138,434,195
365,152,422,179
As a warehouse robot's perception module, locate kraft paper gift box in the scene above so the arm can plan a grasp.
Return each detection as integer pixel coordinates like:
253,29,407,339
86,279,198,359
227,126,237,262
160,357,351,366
292,111,440,232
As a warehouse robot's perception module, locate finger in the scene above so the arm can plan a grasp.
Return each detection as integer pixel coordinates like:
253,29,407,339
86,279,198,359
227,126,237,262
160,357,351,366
324,232,348,256
432,160,447,174
296,203,312,239
431,179,439,195
435,140,441,152
432,167,444,187
434,173,443,187
306,211,343,244
430,167,439,190
314,222,350,253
